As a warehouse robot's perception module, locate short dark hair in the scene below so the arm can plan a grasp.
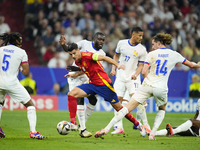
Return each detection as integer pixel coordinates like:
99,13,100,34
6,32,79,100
68,42,78,52
0,32,22,46
131,27,143,34
93,32,105,39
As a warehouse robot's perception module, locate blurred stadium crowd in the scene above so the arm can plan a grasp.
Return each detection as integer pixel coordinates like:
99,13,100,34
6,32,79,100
1,0,200,71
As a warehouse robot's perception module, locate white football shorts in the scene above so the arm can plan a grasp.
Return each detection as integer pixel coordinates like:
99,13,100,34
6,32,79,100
0,82,31,104
68,74,89,91
123,90,130,101
132,85,168,107
114,78,141,98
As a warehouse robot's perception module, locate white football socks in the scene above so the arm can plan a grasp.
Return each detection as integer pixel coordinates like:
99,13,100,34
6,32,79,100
155,129,167,136
137,104,148,124
136,105,142,122
151,110,165,136
155,120,193,136
113,109,121,128
136,104,150,129
112,101,128,130
173,120,192,134
27,106,36,132
77,105,85,130
77,103,95,131
85,103,95,123
105,107,129,132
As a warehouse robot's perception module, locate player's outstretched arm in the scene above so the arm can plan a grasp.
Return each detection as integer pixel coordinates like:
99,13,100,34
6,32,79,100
184,60,200,68
66,66,81,71
95,54,125,70
65,66,83,78
110,53,120,76
59,35,68,52
64,70,84,78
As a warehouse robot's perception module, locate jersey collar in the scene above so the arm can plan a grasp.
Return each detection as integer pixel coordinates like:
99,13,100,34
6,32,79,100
92,42,100,51
128,40,139,47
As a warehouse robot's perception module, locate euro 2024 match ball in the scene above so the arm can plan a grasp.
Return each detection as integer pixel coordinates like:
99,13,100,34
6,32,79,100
57,121,71,135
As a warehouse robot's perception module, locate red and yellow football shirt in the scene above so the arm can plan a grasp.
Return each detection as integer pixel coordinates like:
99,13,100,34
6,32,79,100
75,52,111,85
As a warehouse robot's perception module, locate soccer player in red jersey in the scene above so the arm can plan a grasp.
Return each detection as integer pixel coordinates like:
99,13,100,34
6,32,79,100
63,43,146,138
60,33,107,137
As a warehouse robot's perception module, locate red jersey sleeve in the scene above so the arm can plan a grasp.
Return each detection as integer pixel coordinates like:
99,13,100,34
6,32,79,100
75,52,111,85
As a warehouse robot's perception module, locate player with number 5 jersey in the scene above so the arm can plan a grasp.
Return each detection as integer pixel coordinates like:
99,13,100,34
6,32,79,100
0,32,44,139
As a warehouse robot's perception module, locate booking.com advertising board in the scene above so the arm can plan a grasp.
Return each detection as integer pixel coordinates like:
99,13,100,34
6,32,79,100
3,95,199,113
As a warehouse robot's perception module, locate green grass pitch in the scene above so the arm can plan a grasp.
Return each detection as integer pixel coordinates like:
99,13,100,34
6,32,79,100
0,110,199,150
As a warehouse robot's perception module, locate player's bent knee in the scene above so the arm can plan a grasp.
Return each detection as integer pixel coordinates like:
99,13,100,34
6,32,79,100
158,103,167,110
111,102,123,111
88,95,97,105
77,97,84,105
24,99,35,108
68,90,76,97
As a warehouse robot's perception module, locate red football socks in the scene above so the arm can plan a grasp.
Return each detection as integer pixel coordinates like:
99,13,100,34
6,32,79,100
125,113,139,126
68,95,77,125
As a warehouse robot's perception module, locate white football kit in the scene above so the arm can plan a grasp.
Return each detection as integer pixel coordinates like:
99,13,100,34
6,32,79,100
133,48,186,107
114,39,147,97
68,40,106,90
0,44,31,104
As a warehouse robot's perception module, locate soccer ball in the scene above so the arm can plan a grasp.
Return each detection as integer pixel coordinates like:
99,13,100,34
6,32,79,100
57,121,71,135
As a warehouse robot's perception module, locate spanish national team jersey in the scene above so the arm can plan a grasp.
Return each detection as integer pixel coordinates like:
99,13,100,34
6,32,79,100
143,48,186,90
115,39,147,82
75,52,111,86
0,44,28,88
68,40,106,82
76,40,106,68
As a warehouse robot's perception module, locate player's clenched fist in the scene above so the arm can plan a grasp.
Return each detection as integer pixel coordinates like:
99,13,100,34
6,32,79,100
59,35,66,45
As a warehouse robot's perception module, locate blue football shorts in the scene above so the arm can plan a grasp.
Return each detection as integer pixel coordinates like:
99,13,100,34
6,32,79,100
77,82,119,104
